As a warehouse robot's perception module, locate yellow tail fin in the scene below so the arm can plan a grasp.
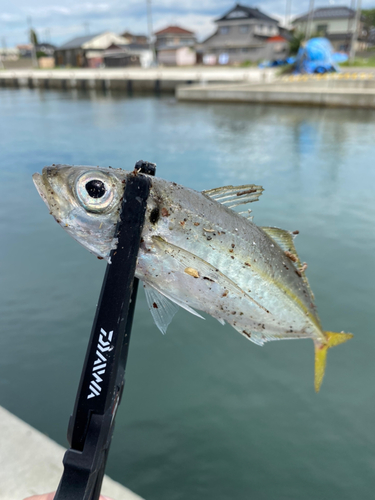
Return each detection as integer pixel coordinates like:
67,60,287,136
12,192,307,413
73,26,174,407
314,331,353,392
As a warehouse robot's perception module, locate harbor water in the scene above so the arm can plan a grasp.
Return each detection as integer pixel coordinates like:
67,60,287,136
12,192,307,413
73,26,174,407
0,88,374,500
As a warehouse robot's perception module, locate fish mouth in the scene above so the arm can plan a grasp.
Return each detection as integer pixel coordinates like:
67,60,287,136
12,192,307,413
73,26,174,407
32,168,60,218
33,171,51,210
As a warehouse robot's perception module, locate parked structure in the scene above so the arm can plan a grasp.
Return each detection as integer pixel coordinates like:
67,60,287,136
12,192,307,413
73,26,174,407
292,6,368,52
55,32,128,68
201,3,282,64
155,26,197,66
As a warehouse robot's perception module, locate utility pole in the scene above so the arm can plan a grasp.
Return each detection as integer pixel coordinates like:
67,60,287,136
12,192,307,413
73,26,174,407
27,16,38,68
146,0,156,66
285,0,292,29
0,37,6,69
347,0,356,52
305,0,315,40
350,0,362,61
45,28,51,43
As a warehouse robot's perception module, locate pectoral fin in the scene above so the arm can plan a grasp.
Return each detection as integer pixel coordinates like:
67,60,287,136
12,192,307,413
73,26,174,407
143,281,204,334
143,282,179,334
314,331,353,392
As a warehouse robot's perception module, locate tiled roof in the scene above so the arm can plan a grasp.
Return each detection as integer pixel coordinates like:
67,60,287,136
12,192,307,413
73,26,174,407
267,35,287,43
293,6,355,23
58,33,103,50
154,26,194,35
216,3,278,23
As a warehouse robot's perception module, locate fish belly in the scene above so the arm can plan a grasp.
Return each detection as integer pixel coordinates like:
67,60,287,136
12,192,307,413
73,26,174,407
136,243,316,346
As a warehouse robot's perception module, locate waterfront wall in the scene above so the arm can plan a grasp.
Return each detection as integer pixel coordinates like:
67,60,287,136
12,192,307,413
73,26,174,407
177,71,375,109
0,406,143,500
0,67,276,93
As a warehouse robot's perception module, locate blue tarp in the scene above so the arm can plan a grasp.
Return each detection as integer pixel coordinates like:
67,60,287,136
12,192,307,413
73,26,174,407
294,37,348,74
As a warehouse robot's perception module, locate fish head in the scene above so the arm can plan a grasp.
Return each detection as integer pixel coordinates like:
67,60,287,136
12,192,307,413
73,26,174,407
33,164,127,261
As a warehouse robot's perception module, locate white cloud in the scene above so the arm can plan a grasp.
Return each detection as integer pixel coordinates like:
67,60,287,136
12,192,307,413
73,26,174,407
0,13,21,22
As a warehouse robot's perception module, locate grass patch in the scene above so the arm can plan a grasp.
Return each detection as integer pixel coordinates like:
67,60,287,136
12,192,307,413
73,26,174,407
340,57,375,67
239,60,258,67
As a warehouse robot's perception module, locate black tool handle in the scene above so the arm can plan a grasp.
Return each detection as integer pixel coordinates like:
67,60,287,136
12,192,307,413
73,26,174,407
55,161,155,500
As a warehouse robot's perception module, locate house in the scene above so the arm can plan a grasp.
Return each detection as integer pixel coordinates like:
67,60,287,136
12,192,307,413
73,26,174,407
264,35,289,61
54,32,129,68
154,26,196,49
154,26,196,66
157,46,196,66
103,43,153,68
35,43,56,57
0,47,19,61
201,3,282,64
292,6,368,52
121,31,148,45
16,44,33,58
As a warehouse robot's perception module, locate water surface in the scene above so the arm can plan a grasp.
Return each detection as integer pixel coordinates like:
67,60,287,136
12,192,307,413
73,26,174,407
0,88,374,500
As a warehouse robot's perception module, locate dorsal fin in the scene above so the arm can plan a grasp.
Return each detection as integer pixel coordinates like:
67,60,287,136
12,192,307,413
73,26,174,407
260,226,315,303
260,226,298,256
202,184,263,220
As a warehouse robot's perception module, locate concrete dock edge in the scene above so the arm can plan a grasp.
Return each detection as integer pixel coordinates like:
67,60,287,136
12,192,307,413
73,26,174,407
0,406,144,500
176,80,375,108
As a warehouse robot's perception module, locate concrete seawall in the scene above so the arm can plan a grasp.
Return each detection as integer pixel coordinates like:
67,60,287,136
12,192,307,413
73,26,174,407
177,73,375,109
0,67,275,93
0,406,143,500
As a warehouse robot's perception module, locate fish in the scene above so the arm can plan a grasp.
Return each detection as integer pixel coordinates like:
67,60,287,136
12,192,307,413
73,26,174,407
32,164,353,391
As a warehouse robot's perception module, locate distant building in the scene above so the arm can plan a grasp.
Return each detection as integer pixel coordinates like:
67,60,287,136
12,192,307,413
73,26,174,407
292,6,368,52
36,43,56,57
201,3,282,64
121,31,148,45
0,47,19,61
264,35,289,61
55,32,128,68
154,25,196,65
154,26,196,49
16,44,33,58
103,43,152,68
157,46,196,66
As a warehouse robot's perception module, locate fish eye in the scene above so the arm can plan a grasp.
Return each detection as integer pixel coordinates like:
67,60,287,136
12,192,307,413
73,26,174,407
75,171,115,213
85,180,106,199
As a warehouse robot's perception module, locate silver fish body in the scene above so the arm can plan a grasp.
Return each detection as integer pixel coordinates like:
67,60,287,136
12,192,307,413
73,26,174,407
33,165,352,390
139,176,322,346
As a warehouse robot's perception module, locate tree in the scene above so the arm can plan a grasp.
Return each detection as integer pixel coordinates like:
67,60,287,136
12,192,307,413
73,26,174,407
289,32,305,55
362,9,375,28
30,28,38,46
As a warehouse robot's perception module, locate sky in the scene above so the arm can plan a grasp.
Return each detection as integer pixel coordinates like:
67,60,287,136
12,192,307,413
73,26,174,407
0,0,372,47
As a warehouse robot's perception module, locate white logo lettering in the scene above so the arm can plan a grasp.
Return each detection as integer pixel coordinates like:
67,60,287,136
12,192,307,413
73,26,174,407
87,328,113,399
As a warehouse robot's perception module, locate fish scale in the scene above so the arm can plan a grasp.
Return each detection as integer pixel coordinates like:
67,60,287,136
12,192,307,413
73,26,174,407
143,179,320,333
